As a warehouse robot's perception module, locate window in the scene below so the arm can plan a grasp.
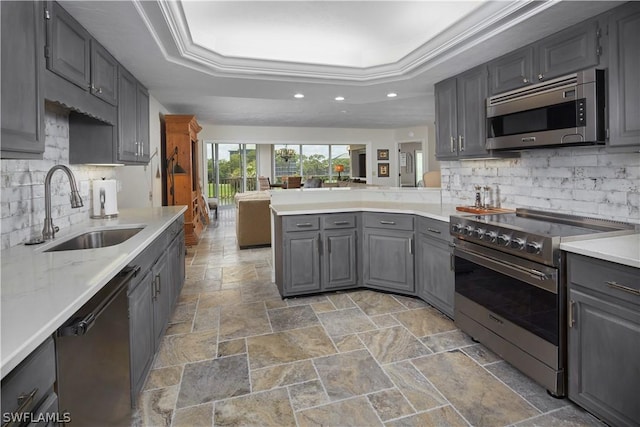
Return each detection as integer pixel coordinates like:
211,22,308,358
273,144,351,182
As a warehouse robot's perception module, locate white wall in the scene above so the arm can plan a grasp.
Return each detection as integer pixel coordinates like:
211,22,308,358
440,146,640,224
116,95,171,208
197,124,399,186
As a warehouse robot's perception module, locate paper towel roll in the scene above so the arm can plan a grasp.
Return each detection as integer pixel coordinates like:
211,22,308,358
92,179,118,217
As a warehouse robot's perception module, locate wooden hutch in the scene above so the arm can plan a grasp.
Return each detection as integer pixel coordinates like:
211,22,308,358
164,115,206,245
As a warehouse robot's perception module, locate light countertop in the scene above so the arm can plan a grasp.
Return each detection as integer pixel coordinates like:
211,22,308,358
1,206,186,378
271,201,461,223
561,233,640,269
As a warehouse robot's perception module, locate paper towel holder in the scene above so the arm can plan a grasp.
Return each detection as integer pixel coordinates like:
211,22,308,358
91,178,118,219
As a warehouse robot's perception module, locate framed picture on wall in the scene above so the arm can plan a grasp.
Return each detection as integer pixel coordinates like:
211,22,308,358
377,149,389,160
378,162,389,177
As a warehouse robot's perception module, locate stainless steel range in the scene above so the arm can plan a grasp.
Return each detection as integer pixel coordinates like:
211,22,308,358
450,208,635,397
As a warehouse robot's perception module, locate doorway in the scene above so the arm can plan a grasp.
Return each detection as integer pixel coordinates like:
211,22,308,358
205,142,257,206
397,142,422,187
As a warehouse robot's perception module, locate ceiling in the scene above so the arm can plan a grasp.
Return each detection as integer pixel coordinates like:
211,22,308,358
59,1,621,129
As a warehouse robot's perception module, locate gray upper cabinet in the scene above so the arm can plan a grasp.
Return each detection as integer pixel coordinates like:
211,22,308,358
567,254,640,427
118,66,150,164
46,1,91,91
488,47,534,95
1,1,45,159
435,65,489,160
608,2,640,149
489,19,602,95
90,39,118,106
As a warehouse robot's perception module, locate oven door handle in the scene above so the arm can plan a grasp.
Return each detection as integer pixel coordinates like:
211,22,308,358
455,247,558,294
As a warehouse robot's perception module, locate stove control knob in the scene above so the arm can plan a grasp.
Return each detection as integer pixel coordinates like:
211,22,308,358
526,241,543,254
486,231,498,242
474,228,486,239
451,223,462,233
464,225,474,235
497,234,511,246
510,237,526,250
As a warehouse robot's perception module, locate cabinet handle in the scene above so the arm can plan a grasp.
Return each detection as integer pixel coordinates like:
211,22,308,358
450,136,455,153
296,223,313,228
450,253,455,271
328,238,331,254
538,73,544,81
426,228,441,234
10,388,38,422
522,77,529,83
134,142,139,157
409,238,414,255
568,300,576,328
379,220,396,225
458,135,464,152
606,281,640,296
333,221,349,225
318,236,322,255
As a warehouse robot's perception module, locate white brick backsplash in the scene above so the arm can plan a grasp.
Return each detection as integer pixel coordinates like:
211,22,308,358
1,105,116,249
441,146,640,224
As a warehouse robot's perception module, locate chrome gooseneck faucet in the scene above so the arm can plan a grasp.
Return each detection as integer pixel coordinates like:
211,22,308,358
42,165,83,240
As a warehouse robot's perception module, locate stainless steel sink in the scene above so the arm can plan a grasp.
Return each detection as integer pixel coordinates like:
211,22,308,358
44,227,144,252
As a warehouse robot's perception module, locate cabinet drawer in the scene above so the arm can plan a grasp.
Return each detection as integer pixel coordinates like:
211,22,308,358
364,213,413,231
283,216,320,232
323,214,357,229
416,216,451,241
568,254,640,305
1,337,56,416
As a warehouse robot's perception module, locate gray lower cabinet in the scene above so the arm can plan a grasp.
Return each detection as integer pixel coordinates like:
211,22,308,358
128,270,154,399
608,1,640,149
279,214,359,297
415,218,455,318
363,213,414,293
1,1,45,159
128,218,185,402
284,230,322,295
567,253,640,427
1,337,58,426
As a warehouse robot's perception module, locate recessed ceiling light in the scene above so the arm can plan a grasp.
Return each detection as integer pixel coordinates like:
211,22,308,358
335,96,345,101
387,92,398,98
294,93,304,99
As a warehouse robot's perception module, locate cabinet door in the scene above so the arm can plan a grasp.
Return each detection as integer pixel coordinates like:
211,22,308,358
90,39,118,106
118,67,138,162
488,47,534,94
457,66,489,157
152,252,171,347
136,83,150,162
323,229,357,290
435,78,458,159
284,231,321,295
568,288,640,427
536,20,600,83
168,232,186,305
1,1,45,159
128,270,154,400
363,228,414,293
416,233,454,318
45,1,90,91
608,2,640,149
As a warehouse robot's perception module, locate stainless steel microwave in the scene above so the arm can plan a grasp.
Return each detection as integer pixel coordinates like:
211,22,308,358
486,68,606,150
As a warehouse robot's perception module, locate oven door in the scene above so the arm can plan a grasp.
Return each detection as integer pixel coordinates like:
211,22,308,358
454,240,561,371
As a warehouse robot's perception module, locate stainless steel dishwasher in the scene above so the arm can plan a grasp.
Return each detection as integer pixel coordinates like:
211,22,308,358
55,265,139,426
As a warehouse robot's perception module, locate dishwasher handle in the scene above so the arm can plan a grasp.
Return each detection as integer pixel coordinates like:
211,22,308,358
58,265,140,337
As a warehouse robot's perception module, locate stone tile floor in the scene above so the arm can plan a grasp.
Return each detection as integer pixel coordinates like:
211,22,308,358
134,206,605,427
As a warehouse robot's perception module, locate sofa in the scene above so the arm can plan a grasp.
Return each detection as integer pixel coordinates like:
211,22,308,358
234,191,271,248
